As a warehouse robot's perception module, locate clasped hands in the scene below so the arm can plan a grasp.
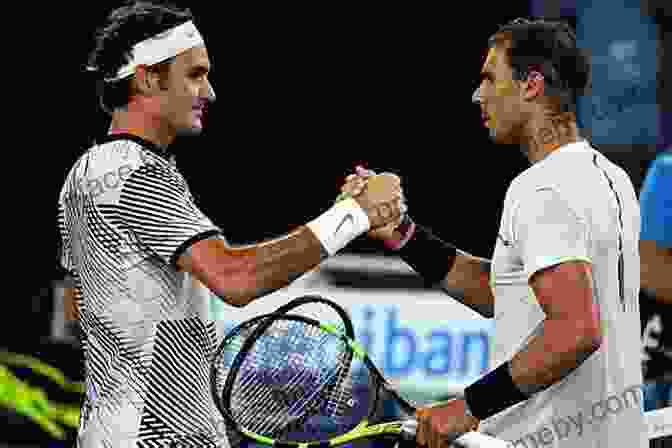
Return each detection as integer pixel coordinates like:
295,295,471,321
337,166,408,238
339,166,482,447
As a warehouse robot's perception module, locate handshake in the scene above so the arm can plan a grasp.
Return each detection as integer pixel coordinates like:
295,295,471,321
336,166,409,244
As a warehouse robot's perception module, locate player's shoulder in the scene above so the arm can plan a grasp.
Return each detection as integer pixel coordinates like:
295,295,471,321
505,141,603,207
58,134,180,204
505,160,557,204
87,134,172,171
74,135,179,183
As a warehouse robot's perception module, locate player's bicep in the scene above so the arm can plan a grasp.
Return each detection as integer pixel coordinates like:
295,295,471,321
530,261,601,344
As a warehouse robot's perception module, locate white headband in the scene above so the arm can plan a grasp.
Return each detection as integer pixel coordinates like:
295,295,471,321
106,20,204,82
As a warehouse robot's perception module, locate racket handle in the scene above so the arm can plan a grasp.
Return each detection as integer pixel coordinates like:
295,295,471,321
452,431,511,448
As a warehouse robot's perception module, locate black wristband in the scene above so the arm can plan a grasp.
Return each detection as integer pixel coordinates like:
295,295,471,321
463,362,529,420
396,222,457,285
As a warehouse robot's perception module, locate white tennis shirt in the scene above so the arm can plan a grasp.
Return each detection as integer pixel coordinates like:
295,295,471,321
479,140,647,448
58,134,227,447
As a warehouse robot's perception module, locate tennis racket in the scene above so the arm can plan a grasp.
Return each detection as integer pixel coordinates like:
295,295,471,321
212,307,509,448
211,295,356,447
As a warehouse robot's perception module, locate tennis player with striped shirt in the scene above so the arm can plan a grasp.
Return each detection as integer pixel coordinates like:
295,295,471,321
343,18,647,448
58,2,404,447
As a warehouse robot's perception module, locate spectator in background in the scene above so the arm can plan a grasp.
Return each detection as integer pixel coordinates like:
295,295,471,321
640,149,672,412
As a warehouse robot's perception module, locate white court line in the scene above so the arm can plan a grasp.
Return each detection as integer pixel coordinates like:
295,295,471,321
647,407,672,440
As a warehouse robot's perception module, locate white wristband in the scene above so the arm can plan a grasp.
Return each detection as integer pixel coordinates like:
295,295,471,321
306,198,370,255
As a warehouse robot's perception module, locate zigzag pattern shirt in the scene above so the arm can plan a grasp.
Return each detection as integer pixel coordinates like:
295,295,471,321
57,134,227,447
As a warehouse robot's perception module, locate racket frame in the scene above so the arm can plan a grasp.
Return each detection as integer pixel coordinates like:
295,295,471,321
219,312,418,447
211,295,358,446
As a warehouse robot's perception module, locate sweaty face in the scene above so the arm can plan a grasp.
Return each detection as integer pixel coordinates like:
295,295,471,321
472,45,524,144
156,46,215,136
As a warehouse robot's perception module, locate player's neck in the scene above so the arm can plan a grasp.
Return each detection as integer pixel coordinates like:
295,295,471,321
522,110,580,164
108,105,176,149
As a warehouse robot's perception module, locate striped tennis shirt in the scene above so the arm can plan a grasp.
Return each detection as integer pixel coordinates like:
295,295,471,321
57,134,227,447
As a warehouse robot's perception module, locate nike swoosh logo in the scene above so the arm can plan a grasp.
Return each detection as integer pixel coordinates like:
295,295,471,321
334,213,354,237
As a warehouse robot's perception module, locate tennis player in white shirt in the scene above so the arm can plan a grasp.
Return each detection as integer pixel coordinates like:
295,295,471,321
342,17,647,448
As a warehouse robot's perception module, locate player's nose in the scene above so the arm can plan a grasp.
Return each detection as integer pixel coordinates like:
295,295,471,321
472,86,482,104
203,79,216,103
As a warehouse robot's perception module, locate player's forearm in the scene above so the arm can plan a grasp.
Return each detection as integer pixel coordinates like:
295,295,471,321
391,220,494,318
508,318,601,395
463,319,600,421
206,227,328,306
239,227,329,303
441,251,495,318
198,198,376,306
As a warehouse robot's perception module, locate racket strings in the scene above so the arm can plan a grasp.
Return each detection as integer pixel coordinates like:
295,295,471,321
268,357,356,438
325,361,354,417
211,300,349,407
237,375,337,437
261,365,357,440
211,322,261,404
232,323,340,419
228,319,366,440
234,362,330,434
233,326,344,433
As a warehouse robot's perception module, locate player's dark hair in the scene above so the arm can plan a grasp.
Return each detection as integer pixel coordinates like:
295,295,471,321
86,1,194,114
488,17,591,113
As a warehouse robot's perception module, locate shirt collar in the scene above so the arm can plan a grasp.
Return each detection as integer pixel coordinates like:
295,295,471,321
98,133,173,161
543,139,591,161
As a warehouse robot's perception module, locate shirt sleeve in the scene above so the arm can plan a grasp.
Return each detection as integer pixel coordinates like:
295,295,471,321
513,188,591,282
118,163,222,267
640,153,672,248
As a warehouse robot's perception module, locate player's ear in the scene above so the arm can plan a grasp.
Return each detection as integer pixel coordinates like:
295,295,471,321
522,70,545,101
134,65,162,95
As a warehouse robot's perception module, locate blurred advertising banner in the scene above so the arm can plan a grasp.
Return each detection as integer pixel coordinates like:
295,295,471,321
210,254,494,404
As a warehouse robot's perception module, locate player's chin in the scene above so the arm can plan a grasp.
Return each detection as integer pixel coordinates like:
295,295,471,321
489,127,515,145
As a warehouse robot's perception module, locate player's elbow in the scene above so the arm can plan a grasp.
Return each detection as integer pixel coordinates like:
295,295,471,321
182,238,260,307
211,271,258,308
214,294,248,308
213,287,256,308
